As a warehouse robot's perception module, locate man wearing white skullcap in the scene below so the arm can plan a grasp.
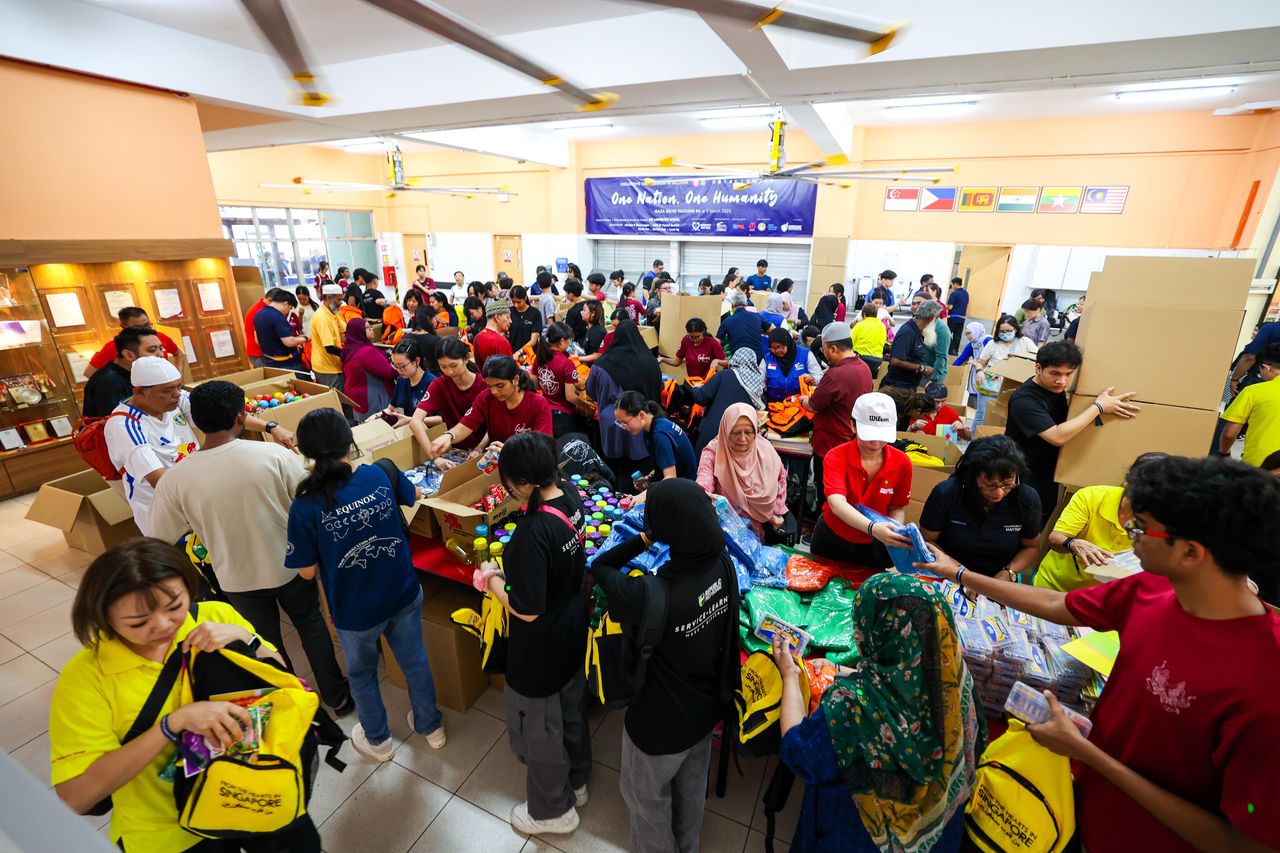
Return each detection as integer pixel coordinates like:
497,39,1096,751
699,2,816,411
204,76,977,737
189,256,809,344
103,357,295,533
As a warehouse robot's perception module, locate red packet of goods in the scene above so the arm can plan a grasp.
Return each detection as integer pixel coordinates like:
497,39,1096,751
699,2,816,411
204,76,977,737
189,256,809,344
804,658,839,714
785,555,836,592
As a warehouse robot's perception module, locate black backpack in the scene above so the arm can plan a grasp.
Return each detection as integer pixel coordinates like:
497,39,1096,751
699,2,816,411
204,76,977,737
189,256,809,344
585,574,668,709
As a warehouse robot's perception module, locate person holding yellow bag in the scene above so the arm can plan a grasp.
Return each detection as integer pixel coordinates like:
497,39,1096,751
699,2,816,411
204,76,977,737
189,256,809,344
49,538,324,853
774,573,984,853
917,455,1280,853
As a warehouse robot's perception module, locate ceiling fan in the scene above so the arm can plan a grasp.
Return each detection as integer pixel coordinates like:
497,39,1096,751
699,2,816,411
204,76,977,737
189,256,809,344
648,110,956,189
240,0,900,111
260,146,515,198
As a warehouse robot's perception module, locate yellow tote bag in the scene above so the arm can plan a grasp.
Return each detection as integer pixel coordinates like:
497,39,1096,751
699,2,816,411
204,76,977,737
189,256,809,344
965,721,1076,853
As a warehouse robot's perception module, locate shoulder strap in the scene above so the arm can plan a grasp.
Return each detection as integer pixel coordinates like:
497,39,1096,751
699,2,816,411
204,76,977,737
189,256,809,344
635,574,668,655
122,649,185,744
538,504,584,545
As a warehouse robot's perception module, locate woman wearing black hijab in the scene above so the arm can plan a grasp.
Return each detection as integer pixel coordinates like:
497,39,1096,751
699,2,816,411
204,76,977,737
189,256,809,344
587,320,663,483
810,294,840,330
589,479,739,853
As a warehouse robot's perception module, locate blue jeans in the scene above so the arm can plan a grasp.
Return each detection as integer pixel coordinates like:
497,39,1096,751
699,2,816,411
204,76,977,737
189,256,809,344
971,392,990,429
335,587,442,746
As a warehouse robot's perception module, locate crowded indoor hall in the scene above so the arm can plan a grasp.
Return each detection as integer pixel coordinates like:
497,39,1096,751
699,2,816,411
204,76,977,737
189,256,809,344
1,1,1279,852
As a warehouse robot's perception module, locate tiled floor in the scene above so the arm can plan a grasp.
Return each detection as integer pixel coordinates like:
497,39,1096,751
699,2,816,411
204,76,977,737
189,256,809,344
0,494,799,853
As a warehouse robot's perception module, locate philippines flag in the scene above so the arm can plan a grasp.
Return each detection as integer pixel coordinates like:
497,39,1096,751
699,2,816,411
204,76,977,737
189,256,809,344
883,186,921,211
919,186,957,211
1080,186,1129,214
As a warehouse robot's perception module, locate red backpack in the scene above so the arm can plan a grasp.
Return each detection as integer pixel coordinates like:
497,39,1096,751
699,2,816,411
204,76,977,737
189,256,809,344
72,412,138,481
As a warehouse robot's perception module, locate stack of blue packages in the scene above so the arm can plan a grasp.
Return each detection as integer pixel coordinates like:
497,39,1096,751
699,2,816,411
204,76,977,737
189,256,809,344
588,504,671,574
713,496,786,591
855,505,940,578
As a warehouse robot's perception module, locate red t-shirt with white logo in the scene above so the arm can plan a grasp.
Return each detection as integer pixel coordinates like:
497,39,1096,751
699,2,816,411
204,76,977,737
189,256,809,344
416,375,484,450
820,442,911,543
459,387,553,443
675,335,726,379
1064,573,1280,852
536,351,579,414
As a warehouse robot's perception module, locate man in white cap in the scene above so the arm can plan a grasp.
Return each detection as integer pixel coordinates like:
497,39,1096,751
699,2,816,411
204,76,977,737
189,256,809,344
309,283,347,391
799,321,873,510
105,356,294,534
808,391,914,567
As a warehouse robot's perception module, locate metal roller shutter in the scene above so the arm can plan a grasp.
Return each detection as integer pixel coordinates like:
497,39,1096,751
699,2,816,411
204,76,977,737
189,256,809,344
676,241,812,295
590,240,669,284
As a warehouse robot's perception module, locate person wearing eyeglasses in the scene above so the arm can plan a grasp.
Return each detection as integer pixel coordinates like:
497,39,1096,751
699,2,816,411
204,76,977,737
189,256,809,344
919,435,1042,581
916,455,1280,853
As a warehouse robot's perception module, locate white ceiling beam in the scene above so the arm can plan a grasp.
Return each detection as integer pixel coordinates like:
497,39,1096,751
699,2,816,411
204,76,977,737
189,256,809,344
398,127,570,168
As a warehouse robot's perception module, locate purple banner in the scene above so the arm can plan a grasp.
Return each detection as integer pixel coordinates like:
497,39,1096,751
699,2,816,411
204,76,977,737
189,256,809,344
585,176,816,237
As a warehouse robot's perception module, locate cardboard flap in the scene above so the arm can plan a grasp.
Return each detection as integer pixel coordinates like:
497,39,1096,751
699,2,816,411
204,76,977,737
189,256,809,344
352,419,400,455
989,355,1036,382
86,487,136,526
25,483,88,532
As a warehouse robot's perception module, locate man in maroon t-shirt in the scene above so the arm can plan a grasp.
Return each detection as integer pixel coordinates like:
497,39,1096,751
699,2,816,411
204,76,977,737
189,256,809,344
658,318,726,379
919,455,1280,853
800,321,872,508
473,299,514,370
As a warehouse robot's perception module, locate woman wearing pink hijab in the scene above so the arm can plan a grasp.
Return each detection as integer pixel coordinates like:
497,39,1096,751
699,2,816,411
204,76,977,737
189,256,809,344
695,402,795,544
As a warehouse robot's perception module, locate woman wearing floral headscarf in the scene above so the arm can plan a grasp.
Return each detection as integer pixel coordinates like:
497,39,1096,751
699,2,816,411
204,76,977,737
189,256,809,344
774,573,985,853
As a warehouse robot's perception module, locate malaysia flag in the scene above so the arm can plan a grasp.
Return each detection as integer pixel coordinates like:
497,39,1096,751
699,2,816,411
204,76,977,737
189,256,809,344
919,186,957,211
1081,186,1129,214
883,186,921,211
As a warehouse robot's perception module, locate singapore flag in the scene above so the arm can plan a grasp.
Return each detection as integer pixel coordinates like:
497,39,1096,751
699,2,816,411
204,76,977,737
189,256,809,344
883,187,921,211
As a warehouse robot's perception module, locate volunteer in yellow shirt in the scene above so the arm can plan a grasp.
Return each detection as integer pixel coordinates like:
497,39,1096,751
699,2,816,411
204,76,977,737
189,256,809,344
1034,451,1168,591
308,283,347,390
50,538,293,853
849,302,888,378
1220,342,1280,467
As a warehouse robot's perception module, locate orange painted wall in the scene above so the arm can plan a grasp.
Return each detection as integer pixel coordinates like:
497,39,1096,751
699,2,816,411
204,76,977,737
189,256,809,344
0,60,222,240
853,111,1280,249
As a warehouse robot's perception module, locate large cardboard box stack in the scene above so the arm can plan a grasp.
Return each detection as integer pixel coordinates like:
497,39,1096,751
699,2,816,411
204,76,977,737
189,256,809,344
1055,256,1252,487
382,578,491,712
26,471,140,554
808,237,849,313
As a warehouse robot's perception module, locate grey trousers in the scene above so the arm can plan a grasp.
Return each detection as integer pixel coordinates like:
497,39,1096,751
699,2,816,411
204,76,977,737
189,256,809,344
620,728,714,853
312,371,344,392
504,671,593,820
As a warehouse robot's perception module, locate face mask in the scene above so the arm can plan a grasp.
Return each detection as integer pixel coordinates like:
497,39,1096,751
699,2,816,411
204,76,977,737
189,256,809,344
998,331,1015,342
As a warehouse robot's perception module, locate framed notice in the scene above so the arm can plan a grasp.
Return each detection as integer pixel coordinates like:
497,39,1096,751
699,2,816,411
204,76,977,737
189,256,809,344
18,420,50,444
0,428,22,451
195,280,226,314
47,416,73,438
154,288,184,319
182,335,198,364
65,350,92,385
103,289,135,318
209,329,236,359
41,290,90,331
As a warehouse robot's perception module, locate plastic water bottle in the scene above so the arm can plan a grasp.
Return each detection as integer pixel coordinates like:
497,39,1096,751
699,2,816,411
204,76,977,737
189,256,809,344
444,537,472,565
489,541,505,571
473,537,490,565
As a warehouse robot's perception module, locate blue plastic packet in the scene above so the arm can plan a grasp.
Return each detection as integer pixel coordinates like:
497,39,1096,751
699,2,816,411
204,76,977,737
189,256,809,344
855,504,939,578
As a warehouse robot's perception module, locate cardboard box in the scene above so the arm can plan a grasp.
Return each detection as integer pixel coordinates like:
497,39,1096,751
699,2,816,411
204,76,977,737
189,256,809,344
1073,302,1243,409
237,376,355,434
974,425,1005,439
26,470,140,555
903,500,926,527
350,420,465,539
807,267,846,313
638,325,658,350
979,355,1037,427
810,236,849,270
1089,256,1253,310
909,465,952,505
897,431,961,469
1054,394,1218,487
185,367,295,390
657,294,723,357
382,580,490,712
424,466,522,543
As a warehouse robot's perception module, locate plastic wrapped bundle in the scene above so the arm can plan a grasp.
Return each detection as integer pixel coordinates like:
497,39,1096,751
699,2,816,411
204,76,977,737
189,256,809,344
749,545,790,589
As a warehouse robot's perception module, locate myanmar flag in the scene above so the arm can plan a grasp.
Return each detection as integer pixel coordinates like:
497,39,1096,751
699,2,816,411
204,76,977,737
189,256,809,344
1038,187,1082,213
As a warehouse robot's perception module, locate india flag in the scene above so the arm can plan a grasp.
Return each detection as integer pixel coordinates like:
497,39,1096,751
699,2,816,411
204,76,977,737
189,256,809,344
1038,187,1083,213
996,187,1038,213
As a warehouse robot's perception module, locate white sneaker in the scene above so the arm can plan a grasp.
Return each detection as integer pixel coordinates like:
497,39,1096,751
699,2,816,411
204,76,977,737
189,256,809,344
510,802,579,835
408,710,447,749
574,785,588,807
350,723,394,762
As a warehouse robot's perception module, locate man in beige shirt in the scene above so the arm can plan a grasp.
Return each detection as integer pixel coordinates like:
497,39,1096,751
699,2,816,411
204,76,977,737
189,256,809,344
150,379,353,716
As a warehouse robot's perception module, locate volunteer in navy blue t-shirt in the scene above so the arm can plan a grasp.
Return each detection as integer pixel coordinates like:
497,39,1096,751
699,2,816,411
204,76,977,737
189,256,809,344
717,290,773,361
253,288,308,375
285,408,446,763
614,390,697,484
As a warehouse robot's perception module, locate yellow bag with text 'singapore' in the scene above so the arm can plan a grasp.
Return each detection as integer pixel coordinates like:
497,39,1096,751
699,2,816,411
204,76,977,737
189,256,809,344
965,721,1076,853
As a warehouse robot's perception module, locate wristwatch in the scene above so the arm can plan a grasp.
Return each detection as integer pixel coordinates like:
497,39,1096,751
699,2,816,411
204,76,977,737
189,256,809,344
1063,535,1078,553
245,634,263,654
264,420,279,435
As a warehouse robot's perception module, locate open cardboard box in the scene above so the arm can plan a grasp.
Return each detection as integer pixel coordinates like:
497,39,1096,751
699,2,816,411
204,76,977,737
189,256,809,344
424,465,522,544
657,294,723,357
382,578,491,712
1054,394,1218,488
26,470,140,555
185,367,295,391
1073,301,1244,409
897,431,961,469
1088,256,1253,309
980,354,1037,426
349,420,462,538
237,376,355,434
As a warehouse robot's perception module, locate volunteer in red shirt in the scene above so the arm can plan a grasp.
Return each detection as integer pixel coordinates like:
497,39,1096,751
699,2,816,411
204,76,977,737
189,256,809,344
244,295,267,367
919,455,1280,853
410,337,484,456
473,299,515,370
809,392,914,567
799,321,873,509
534,323,583,437
913,386,972,441
427,355,553,459
659,318,726,380
83,307,180,379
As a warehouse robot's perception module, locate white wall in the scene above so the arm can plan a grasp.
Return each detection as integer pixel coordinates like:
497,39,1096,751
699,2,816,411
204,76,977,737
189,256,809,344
521,233,593,281
847,239,956,300
427,232,494,283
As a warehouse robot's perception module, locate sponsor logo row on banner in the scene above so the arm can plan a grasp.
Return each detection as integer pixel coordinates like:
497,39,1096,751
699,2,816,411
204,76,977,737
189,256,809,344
884,185,1129,214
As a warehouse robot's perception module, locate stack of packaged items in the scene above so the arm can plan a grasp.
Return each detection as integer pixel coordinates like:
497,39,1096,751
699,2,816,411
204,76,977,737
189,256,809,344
173,688,275,779
402,449,470,496
941,582,1090,718
739,581,860,666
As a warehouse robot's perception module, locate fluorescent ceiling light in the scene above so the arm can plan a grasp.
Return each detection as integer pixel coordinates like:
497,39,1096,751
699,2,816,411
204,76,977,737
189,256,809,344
881,99,978,113
551,119,613,130
697,107,775,120
700,115,778,129
1114,84,1237,102
552,124,614,136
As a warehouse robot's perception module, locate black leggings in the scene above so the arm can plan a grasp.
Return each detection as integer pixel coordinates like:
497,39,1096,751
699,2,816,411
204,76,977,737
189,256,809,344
119,816,321,852
808,515,892,569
